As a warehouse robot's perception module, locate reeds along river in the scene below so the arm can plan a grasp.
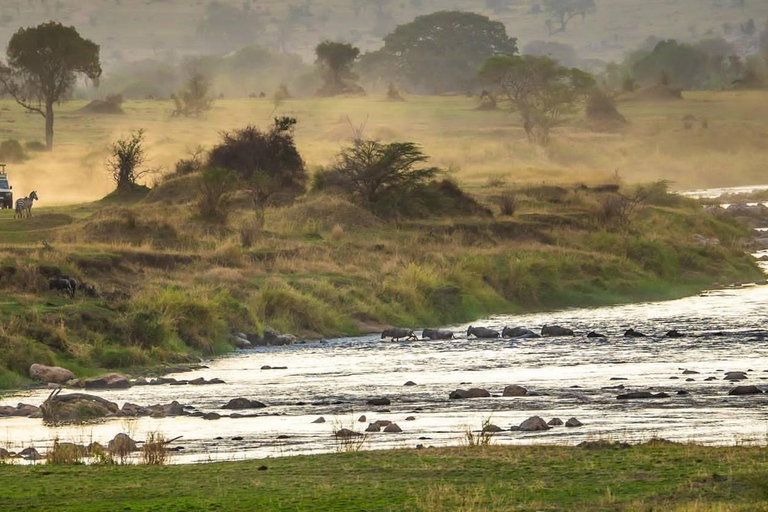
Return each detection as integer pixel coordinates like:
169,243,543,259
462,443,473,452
3,191,768,464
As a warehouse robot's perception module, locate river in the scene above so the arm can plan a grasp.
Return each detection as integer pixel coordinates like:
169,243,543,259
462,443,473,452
2,189,768,464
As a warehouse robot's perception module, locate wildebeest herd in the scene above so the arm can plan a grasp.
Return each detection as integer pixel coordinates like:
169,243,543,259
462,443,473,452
381,325,686,341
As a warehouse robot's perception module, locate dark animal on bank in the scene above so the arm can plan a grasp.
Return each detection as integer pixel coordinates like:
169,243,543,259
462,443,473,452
14,191,38,219
381,328,417,341
466,326,500,338
49,277,75,298
502,327,539,338
541,325,575,336
422,329,454,340
666,330,685,338
624,328,646,338
263,330,295,346
78,282,99,298
587,332,606,338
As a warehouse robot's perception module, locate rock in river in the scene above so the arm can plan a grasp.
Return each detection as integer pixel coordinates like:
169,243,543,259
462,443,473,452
29,364,75,385
223,398,267,410
367,398,391,406
728,385,764,395
449,388,490,399
548,418,564,426
565,418,583,428
41,392,119,423
384,423,403,433
616,392,670,400
84,373,131,390
518,416,550,432
503,385,528,397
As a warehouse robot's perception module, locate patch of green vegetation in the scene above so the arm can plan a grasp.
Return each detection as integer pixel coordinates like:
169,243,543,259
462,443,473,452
2,444,768,511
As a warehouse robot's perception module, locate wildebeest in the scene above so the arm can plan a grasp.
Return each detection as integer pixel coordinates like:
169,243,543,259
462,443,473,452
502,326,538,338
78,282,99,298
541,325,575,336
466,326,500,338
422,329,454,340
263,329,295,346
624,328,646,338
665,329,684,338
587,331,606,338
381,328,417,341
49,276,75,298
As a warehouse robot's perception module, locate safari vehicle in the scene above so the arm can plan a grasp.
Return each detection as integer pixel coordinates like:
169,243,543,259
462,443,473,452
0,164,12,209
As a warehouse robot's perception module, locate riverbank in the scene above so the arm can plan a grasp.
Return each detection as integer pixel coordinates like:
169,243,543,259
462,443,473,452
2,442,767,511
0,182,763,390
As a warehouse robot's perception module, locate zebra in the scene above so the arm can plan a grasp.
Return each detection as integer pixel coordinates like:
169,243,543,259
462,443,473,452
14,191,38,219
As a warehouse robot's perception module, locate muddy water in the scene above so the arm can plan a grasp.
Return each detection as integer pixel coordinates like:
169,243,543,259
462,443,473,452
3,197,768,464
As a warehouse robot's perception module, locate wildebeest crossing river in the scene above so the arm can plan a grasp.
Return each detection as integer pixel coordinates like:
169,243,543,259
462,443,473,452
4,273,768,463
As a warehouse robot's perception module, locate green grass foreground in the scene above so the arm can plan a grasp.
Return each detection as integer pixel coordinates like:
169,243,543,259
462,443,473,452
2,444,768,511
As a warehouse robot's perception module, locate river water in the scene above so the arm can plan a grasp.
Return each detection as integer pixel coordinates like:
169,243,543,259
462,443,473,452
2,191,768,464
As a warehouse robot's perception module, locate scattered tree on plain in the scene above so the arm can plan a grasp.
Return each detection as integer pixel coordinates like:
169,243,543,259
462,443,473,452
359,11,517,94
542,0,596,34
315,41,363,96
479,54,594,145
172,71,214,117
0,22,101,150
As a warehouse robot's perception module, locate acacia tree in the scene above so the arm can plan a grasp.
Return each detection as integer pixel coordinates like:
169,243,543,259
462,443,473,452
0,22,101,150
542,0,596,34
172,72,213,117
479,54,594,145
315,41,361,96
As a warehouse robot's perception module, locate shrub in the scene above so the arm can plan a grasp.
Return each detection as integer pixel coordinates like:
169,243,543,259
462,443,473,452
331,224,344,240
95,346,149,368
239,215,263,247
141,431,170,465
125,310,168,349
47,438,85,465
0,139,28,163
108,129,152,192
197,167,237,222
173,146,205,176
207,117,307,209
317,139,439,217
25,140,46,152
499,192,517,216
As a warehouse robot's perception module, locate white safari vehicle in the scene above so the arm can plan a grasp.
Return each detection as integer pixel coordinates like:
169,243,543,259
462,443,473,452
0,164,12,210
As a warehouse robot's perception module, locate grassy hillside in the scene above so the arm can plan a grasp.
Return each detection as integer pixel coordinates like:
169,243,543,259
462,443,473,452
0,171,761,389
2,443,768,511
4,91,768,205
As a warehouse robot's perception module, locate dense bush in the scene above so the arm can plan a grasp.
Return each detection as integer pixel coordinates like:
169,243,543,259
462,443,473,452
0,139,28,163
208,117,307,207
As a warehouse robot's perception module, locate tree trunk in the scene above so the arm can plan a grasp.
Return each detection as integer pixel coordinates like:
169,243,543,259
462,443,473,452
45,101,54,151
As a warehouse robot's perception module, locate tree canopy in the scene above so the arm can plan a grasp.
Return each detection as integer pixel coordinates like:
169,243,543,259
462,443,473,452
358,11,518,94
542,0,596,34
479,54,594,145
315,41,362,96
0,22,101,150
631,40,711,89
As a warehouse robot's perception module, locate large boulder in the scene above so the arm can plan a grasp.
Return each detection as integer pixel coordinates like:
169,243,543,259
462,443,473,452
724,371,748,381
41,392,119,423
29,364,75,385
519,416,550,432
223,398,267,410
383,423,403,433
728,385,763,396
84,374,131,390
449,388,491,399
232,333,253,349
503,385,528,397
565,418,583,428
108,433,137,454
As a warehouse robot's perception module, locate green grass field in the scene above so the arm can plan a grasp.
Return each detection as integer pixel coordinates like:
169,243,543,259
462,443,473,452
2,443,768,511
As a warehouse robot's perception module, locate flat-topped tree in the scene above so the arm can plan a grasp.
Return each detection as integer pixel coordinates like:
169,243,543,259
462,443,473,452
0,22,101,151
